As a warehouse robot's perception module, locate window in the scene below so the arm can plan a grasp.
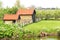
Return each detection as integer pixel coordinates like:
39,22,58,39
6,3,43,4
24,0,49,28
13,20,16,23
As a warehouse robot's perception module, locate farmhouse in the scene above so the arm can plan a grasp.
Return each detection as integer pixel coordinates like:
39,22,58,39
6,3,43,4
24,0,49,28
3,9,36,24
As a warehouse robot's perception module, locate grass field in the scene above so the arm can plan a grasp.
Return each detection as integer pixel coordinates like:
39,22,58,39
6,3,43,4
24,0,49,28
23,20,60,34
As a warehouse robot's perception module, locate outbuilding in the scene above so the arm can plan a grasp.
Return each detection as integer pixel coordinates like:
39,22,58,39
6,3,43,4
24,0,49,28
3,14,20,24
16,9,36,24
3,9,36,24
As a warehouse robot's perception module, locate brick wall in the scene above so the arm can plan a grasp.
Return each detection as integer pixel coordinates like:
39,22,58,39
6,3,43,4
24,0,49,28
5,21,13,24
20,15,33,25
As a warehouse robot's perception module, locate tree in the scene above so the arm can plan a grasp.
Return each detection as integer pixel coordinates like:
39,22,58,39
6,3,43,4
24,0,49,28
0,1,2,8
14,0,20,9
9,7,18,14
37,7,42,10
4,6,18,14
28,5,36,9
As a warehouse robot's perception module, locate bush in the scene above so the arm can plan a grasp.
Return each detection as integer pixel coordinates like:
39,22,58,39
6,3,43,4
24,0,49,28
0,23,23,40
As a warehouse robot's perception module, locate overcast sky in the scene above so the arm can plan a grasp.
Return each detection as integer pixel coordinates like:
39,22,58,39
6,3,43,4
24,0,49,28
1,0,60,8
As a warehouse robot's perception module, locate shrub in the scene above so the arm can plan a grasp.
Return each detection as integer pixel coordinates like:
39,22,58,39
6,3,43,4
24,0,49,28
0,23,23,40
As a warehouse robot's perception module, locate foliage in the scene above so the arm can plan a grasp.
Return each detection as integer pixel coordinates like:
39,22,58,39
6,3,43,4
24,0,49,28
36,9,60,20
14,0,20,9
0,0,2,8
0,21,23,39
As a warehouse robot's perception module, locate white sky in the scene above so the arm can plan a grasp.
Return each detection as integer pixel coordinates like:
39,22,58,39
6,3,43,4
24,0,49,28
1,0,60,8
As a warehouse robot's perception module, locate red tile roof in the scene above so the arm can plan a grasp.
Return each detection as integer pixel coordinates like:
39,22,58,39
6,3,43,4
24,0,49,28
3,14,18,20
16,9,34,15
3,9,35,20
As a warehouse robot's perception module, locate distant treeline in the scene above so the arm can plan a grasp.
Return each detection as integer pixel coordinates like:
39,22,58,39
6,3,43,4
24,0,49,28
36,10,60,20
36,7,60,10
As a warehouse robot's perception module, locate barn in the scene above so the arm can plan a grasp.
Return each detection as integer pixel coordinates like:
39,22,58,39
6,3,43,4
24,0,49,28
16,9,36,24
3,9,36,24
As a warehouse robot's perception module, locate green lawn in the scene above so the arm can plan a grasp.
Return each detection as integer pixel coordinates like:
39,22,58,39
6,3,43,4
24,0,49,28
23,20,60,34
